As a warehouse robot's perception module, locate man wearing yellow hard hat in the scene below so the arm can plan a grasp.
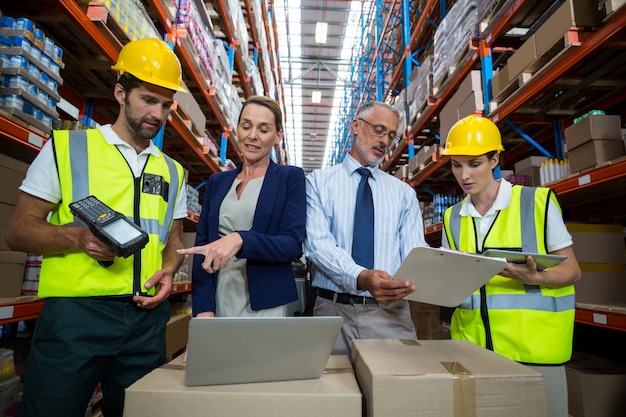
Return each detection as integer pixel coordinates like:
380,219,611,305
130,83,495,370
7,38,188,417
440,114,581,417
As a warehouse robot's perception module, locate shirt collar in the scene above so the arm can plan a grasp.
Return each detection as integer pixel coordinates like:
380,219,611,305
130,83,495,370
342,153,380,180
459,178,513,217
100,124,161,158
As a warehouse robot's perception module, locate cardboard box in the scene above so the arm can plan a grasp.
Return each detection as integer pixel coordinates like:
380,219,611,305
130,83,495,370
514,155,548,186
490,66,509,100
165,313,191,358
566,223,626,264
564,115,622,151
123,355,362,417
534,0,605,57
352,339,547,417
0,251,27,298
574,264,626,305
507,35,538,81
567,354,626,417
0,203,16,251
567,139,625,173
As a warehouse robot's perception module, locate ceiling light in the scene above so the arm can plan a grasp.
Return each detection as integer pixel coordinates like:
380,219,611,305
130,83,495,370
312,91,322,103
315,22,328,44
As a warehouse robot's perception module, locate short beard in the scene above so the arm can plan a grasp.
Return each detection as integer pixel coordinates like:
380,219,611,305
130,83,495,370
124,97,161,140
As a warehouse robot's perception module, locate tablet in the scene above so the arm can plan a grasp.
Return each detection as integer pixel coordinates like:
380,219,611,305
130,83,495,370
482,249,567,271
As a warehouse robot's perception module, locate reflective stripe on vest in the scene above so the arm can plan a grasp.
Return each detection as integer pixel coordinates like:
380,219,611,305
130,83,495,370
443,185,575,364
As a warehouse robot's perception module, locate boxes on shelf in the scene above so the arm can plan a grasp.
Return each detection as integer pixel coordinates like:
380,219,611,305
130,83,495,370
0,251,27,299
566,222,626,265
566,353,626,417
165,313,191,358
534,0,605,58
506,35,538,82
513,155,547,186
566,222,626,305
564,114,622,150
124,355,362,417
408,145,437,175
567,139,625,174
352,339,546,417
600,0,626,19
174,85,206,138
0,153,29,205
573,264,626,305
438,69,483,146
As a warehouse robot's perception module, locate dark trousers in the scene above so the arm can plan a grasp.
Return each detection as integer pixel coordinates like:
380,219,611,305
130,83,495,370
19,297,171,417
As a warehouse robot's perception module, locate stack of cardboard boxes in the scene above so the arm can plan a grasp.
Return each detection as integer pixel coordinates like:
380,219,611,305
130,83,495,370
564,114,625,174
0,153,29,300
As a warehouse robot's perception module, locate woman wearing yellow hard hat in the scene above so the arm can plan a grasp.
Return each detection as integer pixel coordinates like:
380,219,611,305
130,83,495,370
441,114,581,417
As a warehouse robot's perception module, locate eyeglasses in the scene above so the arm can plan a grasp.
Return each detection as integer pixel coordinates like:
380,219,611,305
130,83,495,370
357,118,398,142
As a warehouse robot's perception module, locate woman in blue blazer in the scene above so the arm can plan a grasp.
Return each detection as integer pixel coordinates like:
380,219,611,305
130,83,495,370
179,96,306,317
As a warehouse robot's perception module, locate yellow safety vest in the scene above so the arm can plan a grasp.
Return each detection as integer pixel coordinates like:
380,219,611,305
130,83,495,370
443,185,575,364
39,129,184,297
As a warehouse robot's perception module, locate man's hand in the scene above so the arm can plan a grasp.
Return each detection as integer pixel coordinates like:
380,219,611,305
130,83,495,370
133,269,173,309
357,269,416,304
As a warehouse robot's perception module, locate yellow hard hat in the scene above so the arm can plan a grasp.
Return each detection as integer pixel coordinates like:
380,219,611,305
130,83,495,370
111,38,187,92
441,114,504,156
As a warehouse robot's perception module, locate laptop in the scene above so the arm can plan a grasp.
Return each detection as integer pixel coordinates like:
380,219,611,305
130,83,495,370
184,316,343,386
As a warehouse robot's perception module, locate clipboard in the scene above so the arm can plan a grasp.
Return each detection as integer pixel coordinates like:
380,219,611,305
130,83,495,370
394,247,507,307
482,249,566,271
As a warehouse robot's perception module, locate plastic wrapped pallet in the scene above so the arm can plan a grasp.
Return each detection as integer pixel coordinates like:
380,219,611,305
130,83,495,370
432,0,478,89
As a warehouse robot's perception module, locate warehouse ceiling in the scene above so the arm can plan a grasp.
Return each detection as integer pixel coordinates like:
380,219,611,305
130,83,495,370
274,0,364,173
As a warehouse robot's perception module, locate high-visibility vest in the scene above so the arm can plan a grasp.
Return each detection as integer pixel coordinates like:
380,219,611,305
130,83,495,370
39,129,183,297
443,185,575,364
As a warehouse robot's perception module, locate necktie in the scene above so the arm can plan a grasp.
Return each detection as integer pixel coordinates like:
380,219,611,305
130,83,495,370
352,167,374,269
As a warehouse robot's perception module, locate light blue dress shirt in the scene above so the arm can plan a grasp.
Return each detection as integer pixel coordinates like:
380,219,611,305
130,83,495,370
305,153,429,296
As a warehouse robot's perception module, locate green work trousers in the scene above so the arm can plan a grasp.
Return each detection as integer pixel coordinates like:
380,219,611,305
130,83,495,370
19,297,171,417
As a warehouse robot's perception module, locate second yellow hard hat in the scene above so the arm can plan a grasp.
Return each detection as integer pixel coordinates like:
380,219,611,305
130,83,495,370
441,114,504,156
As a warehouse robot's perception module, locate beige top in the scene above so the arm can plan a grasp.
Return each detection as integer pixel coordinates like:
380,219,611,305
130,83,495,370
215,176,285,317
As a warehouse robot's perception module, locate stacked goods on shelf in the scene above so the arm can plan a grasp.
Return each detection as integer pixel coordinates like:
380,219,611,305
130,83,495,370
422,193,463,228
514,155,547,187
564,113,625,174
185,184,201,217
406,54,432,124
0,153,29,299
174,80,207,141
432,0,478,91
566,222,626,307
0,349,19,416
539,158,570,185
566,351,626,417
21,253,41,295
490,0,605,106
84,0,160,41
0,16,64,135
438,69,483,146
600,0,626,19
407,143,437,178
247,57,263,95
177,0,221,88
226,0,248,65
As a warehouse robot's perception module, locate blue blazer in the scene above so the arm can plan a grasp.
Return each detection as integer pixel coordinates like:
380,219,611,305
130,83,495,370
191,161,306,315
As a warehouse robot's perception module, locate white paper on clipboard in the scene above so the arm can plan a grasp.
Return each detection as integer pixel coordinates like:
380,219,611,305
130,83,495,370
394,247,507,307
